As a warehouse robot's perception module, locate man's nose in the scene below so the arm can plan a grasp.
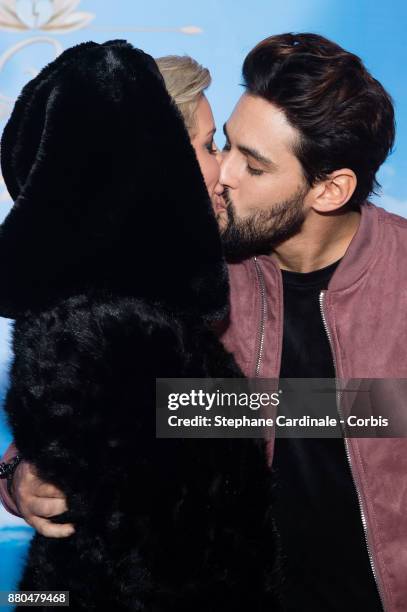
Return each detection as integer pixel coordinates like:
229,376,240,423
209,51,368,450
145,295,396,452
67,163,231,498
214,181,224,197
219,151,237,189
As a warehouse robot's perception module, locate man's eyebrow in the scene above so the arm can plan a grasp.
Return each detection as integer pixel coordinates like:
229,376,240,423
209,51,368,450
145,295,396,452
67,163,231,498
223,122,275,169
206,127,216,137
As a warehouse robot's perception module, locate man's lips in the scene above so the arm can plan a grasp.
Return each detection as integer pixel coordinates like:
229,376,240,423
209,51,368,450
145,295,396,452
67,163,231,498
213,194,227,212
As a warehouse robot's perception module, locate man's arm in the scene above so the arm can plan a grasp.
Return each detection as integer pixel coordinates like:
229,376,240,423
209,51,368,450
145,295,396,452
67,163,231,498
0,441,74,537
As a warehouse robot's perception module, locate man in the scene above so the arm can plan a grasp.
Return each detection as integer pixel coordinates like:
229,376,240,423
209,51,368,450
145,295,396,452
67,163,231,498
1,33,406,611
216,33,405,612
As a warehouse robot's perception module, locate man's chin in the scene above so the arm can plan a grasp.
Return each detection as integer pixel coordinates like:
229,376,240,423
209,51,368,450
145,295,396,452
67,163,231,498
219,194,306,262
220,225,275,263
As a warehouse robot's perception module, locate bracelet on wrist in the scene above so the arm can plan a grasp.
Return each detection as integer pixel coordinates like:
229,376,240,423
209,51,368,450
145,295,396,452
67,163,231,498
0,455,23,499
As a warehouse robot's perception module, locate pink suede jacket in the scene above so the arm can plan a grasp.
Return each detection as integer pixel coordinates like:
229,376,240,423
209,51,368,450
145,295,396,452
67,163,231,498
220,203,407,612
1,203,406,610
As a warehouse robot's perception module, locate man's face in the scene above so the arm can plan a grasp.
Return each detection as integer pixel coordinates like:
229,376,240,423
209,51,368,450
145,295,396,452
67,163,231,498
218,93,310,260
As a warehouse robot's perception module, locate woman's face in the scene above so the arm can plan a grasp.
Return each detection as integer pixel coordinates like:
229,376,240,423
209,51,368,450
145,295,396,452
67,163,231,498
190,95,223,205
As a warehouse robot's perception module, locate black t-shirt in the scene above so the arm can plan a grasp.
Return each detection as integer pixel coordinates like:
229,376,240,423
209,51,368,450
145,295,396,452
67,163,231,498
273,260,383,611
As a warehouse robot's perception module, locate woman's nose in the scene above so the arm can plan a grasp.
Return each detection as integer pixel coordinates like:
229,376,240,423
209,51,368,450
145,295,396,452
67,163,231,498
215,147,223,165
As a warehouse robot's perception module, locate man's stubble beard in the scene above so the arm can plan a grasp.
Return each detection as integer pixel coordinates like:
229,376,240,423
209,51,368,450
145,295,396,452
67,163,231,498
219,185,308,263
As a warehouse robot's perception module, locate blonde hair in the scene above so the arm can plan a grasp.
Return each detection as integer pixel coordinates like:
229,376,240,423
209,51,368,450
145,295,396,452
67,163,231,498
155,55,211,136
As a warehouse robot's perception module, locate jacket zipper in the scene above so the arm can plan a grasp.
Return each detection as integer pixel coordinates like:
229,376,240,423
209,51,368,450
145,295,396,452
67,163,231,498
253,257,267,377
319,290,386,611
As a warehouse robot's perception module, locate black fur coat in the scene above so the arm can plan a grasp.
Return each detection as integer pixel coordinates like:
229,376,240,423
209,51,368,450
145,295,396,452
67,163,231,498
0,41,278,611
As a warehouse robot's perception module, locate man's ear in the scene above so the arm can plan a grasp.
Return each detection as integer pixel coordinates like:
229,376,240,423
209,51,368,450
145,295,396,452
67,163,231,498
310,169,357,213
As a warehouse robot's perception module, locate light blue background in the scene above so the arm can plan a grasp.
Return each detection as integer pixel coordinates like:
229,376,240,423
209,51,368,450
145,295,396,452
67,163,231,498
1,0,407,600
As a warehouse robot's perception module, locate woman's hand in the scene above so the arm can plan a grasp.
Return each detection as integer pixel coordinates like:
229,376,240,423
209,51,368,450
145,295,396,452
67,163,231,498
10,461,75,538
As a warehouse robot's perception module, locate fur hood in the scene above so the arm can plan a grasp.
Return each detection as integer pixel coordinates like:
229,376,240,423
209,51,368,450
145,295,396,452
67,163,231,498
0,40,228,320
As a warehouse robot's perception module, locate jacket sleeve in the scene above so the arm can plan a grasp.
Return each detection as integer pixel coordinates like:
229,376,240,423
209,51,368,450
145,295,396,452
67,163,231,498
4,295,186,520
0,441,22,517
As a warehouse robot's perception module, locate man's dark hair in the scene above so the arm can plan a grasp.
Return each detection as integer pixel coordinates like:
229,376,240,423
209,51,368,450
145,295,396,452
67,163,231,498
242,33,395,209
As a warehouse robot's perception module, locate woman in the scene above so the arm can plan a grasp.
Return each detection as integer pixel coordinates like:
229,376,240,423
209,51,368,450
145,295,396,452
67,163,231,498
0,42,276,611
156,56,222,203
0,55,227,530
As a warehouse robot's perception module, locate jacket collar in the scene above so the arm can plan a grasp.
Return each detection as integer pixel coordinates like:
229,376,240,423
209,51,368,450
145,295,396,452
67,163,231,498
328,202,381,292
256,201,380,292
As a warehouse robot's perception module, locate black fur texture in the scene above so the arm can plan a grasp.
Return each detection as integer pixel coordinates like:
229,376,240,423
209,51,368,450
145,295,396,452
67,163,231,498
0,41,278,610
